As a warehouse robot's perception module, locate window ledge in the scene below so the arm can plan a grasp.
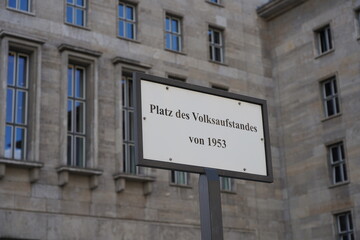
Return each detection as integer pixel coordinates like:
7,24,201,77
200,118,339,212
56,166,103,189
58,43,102,58
64,22,91,31
165,49,187,55
117,36,141,44
112,56,152,69
6,7,35,16
205,1,224,7
220,189,237,194
169,183,192,188
329,181,350,189
0,158,43,183
321,113,342,122
315,48,335,59
113,172,155,195
208,60,228,66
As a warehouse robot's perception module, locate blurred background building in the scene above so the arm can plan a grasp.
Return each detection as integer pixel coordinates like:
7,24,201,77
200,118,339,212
0,0,358,239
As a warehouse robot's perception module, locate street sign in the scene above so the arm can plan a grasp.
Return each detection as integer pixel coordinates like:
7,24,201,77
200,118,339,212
134,73,273,183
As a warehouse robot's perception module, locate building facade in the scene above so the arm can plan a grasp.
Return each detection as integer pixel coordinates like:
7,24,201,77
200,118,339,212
0,0,358,239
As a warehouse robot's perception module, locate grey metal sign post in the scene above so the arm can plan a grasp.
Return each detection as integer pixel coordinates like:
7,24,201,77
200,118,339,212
199,168,223,240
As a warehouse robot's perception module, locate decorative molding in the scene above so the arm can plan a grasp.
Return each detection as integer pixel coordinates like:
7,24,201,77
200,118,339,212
113,172,155,195
0,158,44,182
56,166,103,189
0,30,46,44
112,56,152,69
257,0,307,21
58,43,102,58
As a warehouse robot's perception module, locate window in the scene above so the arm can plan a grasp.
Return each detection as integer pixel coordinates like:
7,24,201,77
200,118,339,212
122,71,138,174
165,15,182,52
66,0,86,27
118,2,136,40
5,52,29,160
7,0,31,12
335,212,354,240
220,176,233,191
208,27,224,63
171,170,189,185
67,64,86,167
321,77,340,117
315,25,333,54
328,142,348,184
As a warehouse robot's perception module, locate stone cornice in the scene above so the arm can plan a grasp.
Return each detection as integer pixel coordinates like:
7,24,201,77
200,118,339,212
257,0,307,21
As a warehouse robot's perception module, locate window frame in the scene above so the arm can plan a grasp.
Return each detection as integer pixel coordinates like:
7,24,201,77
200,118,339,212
320,76,340,118
327,142,349,185
7,0,32,13
5,51,30,160
58,44,101,170
165,14,182,52
118,2,137,40
314,24,334,56
335,211,355,240
67,64,87,167
208,26,224,63
170,170,190,186
0,32,44,164
65,0,87,27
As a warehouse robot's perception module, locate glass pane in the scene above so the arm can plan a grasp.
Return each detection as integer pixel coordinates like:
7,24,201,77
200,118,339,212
67,0,74,4
349,214,353,229
129,111,134,141
331,146,339,162
6,89,14,123
14,127,26,160
324,82,332,97
129,145,135,173
319,30,327,52
332,80,337,93
68,67,73,97
16,90,27,124
66,6,73,23
122,110,126,140
214,31,220,44
68,100,73,131
165,17,170,31
126,22,134,39
214,47,222,62
121,78,126,106
76,9,84,26
119,20,125,37
122,144,126,171
8,0,16,8
327,28,332,49
165,33,171,49
67,135,72,165
76,0,84,7
75,68,84,98
209,46,213,60
4,126,13,158
75,137,85,167
19,0,29,11
339,215,347,231
334,166,342,183
128,79,133,107
17,55,27,88
208,30,213,42
172,19,179,33
118,4,124,18
172,35,179,51
342,164,348,181
75,101,85,134
335,98,340,114
7,53,15,86
126,6,134,20
326,100,334,116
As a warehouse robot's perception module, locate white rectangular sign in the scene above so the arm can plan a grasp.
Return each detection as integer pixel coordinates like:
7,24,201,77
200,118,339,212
135,73,272,182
